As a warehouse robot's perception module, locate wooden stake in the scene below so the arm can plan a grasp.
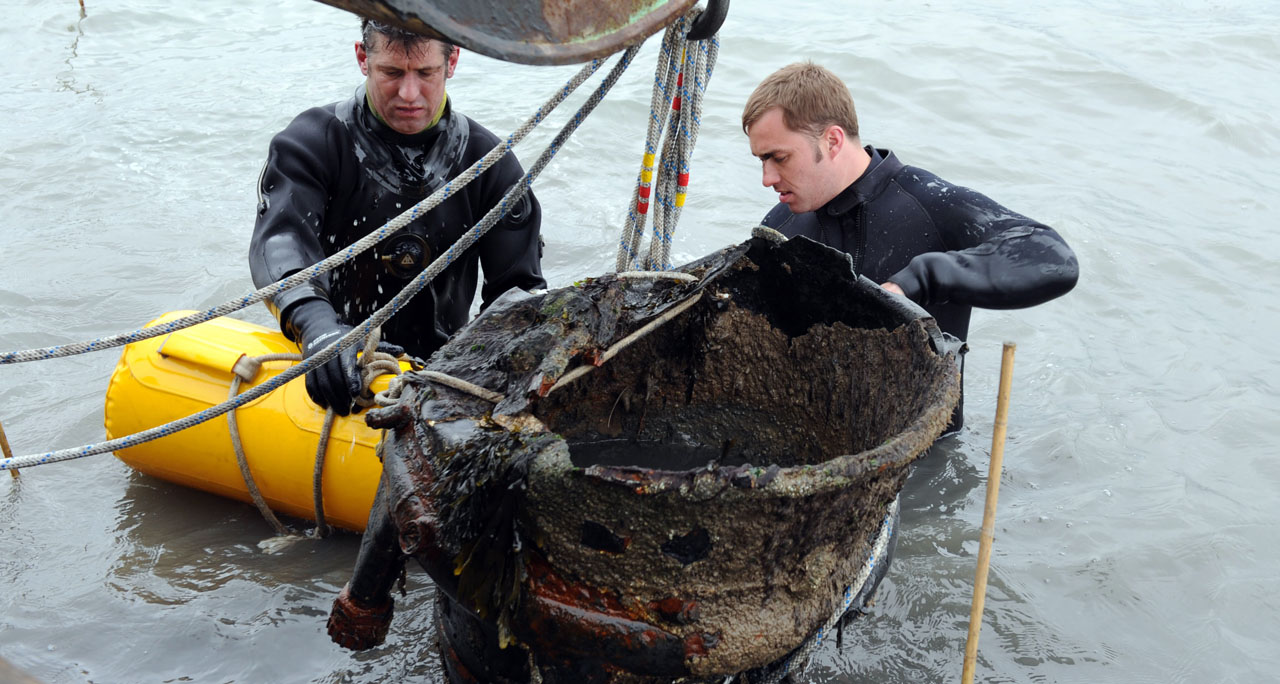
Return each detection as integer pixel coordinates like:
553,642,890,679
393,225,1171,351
0,418,18,478
962,341,1016,684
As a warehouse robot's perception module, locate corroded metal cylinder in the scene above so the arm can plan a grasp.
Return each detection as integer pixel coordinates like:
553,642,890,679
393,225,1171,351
344,237,961,680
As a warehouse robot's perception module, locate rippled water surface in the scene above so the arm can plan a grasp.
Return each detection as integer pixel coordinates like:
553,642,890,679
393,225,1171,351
3,1,1279,682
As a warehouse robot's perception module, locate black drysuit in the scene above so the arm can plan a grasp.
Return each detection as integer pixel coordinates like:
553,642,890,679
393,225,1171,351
249,86,545,360
762,147,1079,429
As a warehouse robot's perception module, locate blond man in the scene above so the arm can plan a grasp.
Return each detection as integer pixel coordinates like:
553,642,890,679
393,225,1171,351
744,62,1078,431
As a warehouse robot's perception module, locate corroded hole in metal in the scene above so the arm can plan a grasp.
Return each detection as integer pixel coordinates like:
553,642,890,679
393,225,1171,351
580,520,630,554
660,526,712,565
648,596,700,625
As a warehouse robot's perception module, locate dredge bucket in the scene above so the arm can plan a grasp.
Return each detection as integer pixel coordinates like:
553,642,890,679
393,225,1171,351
311,0,701,65
332,236,961,680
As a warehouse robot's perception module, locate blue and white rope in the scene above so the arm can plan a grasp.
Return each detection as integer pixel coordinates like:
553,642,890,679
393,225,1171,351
0,57,608,366
617,14,688,272
617,9,719,273
647,31,718,270
0,46,640,471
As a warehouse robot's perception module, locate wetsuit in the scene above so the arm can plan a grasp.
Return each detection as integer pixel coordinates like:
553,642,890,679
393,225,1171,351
249,85,545,359
762,146,1079,429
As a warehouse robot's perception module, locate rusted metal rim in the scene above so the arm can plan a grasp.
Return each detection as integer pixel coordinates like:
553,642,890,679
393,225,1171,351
312,0,701,65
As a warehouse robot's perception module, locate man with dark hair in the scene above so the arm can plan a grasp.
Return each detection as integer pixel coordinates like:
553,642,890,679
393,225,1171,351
360,18,456,62
249,20,545,415
744,62,1079,431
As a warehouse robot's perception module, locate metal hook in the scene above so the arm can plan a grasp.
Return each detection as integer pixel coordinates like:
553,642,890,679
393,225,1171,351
687,0,729,40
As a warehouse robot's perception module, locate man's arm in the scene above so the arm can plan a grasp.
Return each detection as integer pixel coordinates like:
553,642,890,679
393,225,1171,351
247,108,363,415
887,171,1079,309
476,151,546,309
247,108,339,329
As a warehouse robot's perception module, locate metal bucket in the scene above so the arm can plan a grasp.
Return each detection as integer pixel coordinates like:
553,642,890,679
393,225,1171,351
332,236,961,680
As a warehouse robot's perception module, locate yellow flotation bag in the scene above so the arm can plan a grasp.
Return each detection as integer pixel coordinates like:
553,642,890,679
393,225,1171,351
104,311,407,532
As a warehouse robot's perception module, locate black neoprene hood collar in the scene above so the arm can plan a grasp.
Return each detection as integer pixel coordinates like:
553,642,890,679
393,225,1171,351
824,147,902,216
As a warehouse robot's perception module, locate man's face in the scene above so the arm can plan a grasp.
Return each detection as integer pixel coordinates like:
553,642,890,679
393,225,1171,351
356,36,458,135
747,107,837,214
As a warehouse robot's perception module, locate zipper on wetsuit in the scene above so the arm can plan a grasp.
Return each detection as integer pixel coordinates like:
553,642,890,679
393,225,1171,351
851,206,866,275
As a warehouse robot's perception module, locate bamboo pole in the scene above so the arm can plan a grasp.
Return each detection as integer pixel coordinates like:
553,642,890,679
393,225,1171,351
961,341,1016,684
1,418,18,478
1,655,46,684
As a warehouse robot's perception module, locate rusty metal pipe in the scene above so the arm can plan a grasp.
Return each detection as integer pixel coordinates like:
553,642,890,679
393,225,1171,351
348,485,404,604
327,483,403,650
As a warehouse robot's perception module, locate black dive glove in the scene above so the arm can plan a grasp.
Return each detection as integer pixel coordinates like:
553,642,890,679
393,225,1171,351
287,299,362,416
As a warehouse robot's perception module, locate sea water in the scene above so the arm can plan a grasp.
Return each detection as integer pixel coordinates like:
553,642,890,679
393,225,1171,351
2,1,1279,682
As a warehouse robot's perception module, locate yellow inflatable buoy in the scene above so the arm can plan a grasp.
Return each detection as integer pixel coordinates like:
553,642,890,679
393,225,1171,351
104,311,406,532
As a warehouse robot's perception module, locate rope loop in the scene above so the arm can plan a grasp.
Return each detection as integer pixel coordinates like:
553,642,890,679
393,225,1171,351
353,326,406,410
226,352,302,538
226,326,411,538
